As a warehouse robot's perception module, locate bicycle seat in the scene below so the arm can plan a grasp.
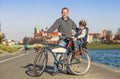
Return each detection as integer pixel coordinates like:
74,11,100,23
52,47,66,53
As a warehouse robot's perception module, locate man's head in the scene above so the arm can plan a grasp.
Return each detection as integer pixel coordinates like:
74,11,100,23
79,20,87,30
61,7,69,20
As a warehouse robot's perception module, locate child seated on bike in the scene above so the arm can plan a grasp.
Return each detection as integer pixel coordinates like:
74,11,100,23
73,20,89,56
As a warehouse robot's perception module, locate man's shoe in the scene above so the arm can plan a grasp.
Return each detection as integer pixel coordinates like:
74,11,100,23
51,72,58,76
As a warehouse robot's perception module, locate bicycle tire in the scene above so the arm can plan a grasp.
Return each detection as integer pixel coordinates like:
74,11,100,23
68,50,91,75
33,48,48,77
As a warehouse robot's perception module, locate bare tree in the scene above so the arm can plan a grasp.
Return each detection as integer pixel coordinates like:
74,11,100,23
117,28,120,34
0,33,5,43
106,30,113,44
23,36,30,44
114,28,120,43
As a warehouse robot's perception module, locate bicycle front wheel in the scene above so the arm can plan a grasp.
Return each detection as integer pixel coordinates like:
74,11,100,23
68,50,91,75
33,48,48,77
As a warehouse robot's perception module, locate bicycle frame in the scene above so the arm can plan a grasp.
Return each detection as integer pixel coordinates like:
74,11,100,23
44,43,70,65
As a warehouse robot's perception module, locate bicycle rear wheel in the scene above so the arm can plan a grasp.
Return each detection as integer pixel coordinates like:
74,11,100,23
68,50,91,75
33,48,48,77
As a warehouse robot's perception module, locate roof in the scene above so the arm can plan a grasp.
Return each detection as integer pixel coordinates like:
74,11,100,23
49,32,58,36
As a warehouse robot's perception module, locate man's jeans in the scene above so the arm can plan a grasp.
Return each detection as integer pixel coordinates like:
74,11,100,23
53,39,66,72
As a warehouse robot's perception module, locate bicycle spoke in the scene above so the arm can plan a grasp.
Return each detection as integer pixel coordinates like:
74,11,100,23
68,50,91,75
33,49,47,76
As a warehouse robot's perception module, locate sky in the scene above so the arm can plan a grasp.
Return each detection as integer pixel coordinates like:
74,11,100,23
0,0,120,41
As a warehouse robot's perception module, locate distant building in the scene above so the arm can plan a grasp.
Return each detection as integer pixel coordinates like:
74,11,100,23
109,34,115,41
102,29,108,43
87,34,93,43
34,27,42,38
49,32,58,37
87,33,102,43
102,29,108,37
33,22,43,38
2,40,16,46
48,32,59,43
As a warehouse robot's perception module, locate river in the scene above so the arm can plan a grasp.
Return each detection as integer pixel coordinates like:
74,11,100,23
88,49,120,68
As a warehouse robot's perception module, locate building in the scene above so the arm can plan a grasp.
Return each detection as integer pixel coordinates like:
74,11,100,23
34,27,42,38
102,29,108,37
87,34,93,43
101,29,108,43
87,33,102,43
48,32,59,43
2,40,16,46
109,34,115,41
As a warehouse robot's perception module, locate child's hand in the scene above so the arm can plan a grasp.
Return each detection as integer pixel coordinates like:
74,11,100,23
73,38,77,41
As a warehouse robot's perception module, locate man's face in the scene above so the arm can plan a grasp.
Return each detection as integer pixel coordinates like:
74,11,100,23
62,9,68,20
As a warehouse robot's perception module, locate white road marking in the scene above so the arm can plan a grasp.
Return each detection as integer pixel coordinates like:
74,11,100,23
0,52,29,63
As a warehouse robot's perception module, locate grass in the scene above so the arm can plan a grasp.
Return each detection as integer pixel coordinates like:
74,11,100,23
0,44,18,53
87,43,120,50
0,51,3,54
10,43,120,50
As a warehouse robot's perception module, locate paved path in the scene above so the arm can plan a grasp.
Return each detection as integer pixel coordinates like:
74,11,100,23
0,50,120,79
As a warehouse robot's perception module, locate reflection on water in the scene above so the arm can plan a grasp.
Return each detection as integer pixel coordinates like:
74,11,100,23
88,50,120,68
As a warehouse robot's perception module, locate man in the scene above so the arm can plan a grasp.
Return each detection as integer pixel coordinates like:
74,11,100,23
44,7,77,76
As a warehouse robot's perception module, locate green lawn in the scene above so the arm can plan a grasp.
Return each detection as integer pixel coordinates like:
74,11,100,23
87,43,120,49
0,44,18,53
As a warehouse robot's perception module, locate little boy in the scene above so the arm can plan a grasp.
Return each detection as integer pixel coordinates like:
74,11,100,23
74,20,89,55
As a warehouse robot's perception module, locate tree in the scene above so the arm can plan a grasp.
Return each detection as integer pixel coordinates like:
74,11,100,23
114,28,120,43
106,30,113,44
0,36,2,43
116,28,120,40
23,36,30,44
117,28,120,34
0,32,5,43
108,30,112,35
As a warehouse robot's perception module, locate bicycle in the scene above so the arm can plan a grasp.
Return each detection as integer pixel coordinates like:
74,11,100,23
33,37,91,76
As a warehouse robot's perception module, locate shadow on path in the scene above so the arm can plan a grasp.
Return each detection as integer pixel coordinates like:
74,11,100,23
21,63,35,77
21,64,54,77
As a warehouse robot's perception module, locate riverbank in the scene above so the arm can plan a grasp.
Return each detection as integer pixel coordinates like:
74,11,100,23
0,44,18,55
10,43,120,50
87,43,120,50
